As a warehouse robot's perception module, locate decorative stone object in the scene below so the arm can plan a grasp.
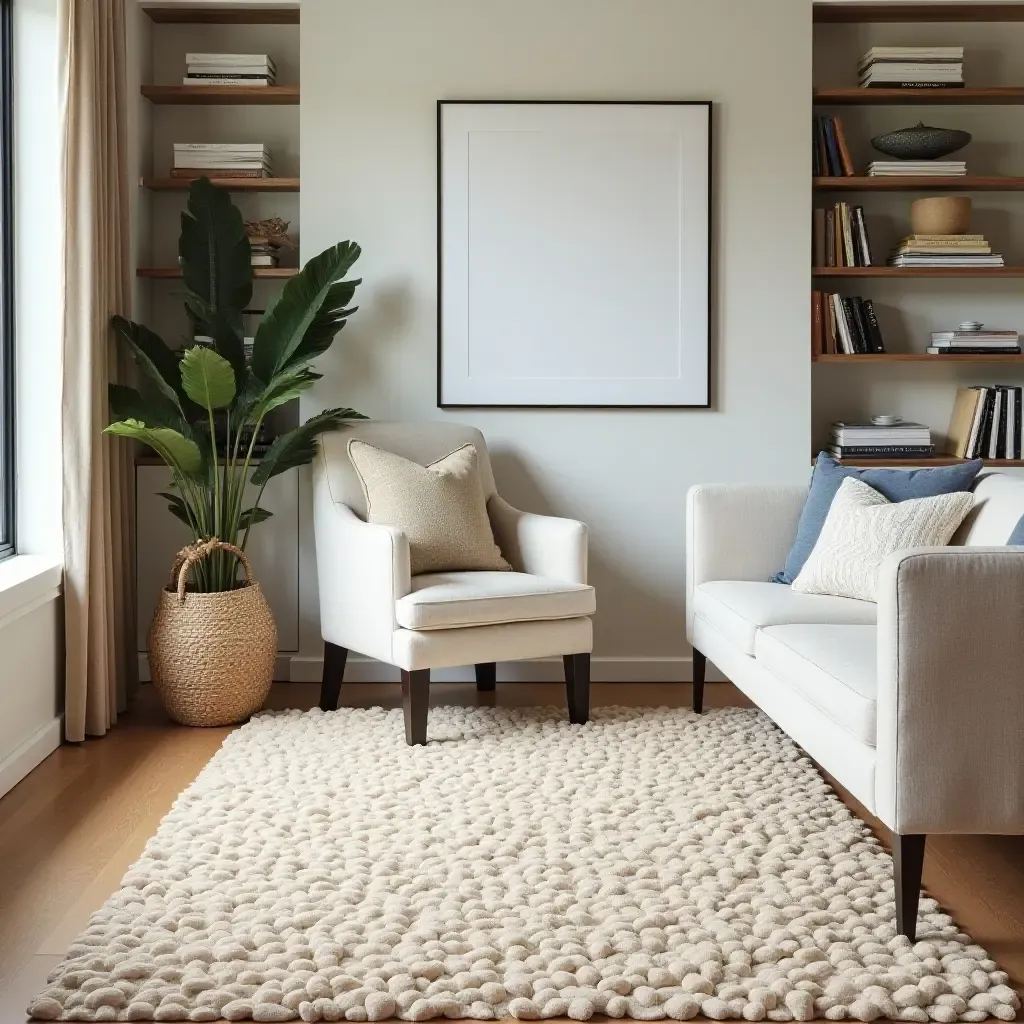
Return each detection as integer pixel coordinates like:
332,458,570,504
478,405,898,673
872,123,972,160
911,195,973,236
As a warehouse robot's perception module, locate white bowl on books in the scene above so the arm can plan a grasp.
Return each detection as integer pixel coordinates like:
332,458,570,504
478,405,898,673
958,321,984,332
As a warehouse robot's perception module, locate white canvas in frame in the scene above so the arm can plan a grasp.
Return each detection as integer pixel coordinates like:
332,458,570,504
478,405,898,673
438,101,711,408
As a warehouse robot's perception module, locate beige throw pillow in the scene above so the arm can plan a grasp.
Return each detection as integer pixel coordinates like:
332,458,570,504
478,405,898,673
348,440,511,575
791,476,974,602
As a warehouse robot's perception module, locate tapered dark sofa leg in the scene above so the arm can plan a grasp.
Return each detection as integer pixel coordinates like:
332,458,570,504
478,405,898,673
894,833,927,942
402,669,430,745
475,662,497,691
319,642,348,711
563,653,590,725
692,648,707,714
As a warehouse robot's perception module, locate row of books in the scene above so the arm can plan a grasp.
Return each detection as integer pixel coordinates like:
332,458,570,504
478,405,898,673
172,143,273,179
829,420,932,460
929,329,1020,355
813,203,873,268
813,116,854,177
947,386,1023,460
867,160,966,178
859,46,964,89
887,233,1003,269
183,52,276,87
812,292,886,355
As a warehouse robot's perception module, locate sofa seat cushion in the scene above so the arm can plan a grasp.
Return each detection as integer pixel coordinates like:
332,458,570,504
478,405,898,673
755,625,878,745
396,571,596,631
691,581,876,655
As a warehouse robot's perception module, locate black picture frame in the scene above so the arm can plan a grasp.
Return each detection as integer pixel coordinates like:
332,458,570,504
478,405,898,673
436,99,713,410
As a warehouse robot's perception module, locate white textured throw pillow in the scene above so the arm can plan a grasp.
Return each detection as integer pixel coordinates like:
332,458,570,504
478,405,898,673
791,476,974,601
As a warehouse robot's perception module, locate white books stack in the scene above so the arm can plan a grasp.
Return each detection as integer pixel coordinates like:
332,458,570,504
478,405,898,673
184,53,276,87
829,420,934,460
928,329,1020,355
867,160,966,177
859,46,964,89
172,143,272,180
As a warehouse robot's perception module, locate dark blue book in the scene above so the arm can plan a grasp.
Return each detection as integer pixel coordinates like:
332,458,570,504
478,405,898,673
822,116,843,177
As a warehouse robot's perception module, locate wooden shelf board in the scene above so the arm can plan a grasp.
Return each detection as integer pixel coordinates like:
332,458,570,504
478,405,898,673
137,267,297,279
814,353,1024,363
813,266,1024,278
814,4,1024,23
141,85,299,105
813,455,1024,467
814,176,1024,191
143,176,299,192
143,5,299,23
814,87,1024,105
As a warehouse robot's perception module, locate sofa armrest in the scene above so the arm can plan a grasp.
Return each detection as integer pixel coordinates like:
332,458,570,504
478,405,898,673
312,465,411,664
686,483,806,638
488,495,588,584
875,547,1024,835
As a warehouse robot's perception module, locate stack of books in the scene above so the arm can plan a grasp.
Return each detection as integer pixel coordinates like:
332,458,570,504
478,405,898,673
813,116,854,177
184,52,276,87
928,329,1020,355
813,292,886,355
867,160,966,177
249,240,280,268
829,421,934,460
859,46,964,89
172,143,272,179
888,234,1003,269
947,386,1023,459
813,203,873,267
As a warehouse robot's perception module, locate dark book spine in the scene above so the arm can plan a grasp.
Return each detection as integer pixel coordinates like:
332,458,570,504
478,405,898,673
812,119,822,177
822,117,842,177
849,298,874,354
997,387,1010,459
841,296,866,353
1015,387,1023,459
932,346,1022,354
184,72,274,79
832,445,935,456
976,389,995,459
861,299,885,353
864,82,965,89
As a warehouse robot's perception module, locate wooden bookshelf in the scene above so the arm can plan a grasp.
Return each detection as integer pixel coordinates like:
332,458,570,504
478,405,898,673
815,176,1024,192
813,267,1024,278
814,87,1024,105
137,267,297,279
815,4,1024,23
814,353,1024,364
141,85,299,105
142,177,299,192
143,6,299,23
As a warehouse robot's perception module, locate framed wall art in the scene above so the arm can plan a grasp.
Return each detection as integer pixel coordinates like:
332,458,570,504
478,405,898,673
437,100,712,409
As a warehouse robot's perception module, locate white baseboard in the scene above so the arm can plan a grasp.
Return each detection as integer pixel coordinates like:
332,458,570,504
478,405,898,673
0,716,62,799
286,655,726,684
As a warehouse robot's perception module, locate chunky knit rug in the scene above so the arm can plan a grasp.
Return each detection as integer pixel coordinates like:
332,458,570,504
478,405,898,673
29,706,1019,1023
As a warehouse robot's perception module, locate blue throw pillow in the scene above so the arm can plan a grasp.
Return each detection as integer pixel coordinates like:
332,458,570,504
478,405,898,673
774,452,984,584
1009,514,1024,545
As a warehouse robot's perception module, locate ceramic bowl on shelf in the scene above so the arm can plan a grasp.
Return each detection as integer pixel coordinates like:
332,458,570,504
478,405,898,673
910,196,972,235
871,122,972,160
959,322,984,332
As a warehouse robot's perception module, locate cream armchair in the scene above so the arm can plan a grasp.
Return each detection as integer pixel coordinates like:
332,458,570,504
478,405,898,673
312,421,596,744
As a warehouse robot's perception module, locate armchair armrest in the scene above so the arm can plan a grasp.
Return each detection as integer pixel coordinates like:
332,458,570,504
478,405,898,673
488,495,588,584
686,484,807,635
875,547,1024,835
312,467,411,663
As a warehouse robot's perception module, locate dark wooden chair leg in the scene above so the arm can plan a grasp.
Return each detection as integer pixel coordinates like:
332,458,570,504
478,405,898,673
692,647,707,714
475,662,497,691
319,642,348,711
401,669,430,745
894,833,926,942
563,653,590,725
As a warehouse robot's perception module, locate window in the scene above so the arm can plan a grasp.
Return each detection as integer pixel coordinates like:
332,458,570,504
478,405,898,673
0,0,13,560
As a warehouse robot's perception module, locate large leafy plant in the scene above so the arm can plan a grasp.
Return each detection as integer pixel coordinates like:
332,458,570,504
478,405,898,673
106,178,364,592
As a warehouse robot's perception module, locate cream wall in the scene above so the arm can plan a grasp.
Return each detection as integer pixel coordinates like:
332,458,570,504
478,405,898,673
296,0,814,680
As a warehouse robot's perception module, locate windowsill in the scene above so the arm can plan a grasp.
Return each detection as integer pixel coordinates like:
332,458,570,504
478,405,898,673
0,555,62,625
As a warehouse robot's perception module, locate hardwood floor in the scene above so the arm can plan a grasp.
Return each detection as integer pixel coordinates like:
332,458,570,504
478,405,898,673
1,681,1022,1022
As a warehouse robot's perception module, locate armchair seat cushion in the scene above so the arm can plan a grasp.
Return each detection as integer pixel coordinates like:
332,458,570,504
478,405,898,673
754,625,878,745
691,580,876,655
396,571,596,631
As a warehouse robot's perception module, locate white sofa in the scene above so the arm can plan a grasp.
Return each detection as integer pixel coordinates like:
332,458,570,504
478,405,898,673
686,471,1024,941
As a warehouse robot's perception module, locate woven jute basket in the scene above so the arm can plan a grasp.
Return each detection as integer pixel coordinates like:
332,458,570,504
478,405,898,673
147,539,277,727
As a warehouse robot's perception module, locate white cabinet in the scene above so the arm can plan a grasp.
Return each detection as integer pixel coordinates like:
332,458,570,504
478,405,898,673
135,465,300,654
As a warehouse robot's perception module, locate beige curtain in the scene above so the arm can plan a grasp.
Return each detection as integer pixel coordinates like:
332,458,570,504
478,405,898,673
60,0,137,741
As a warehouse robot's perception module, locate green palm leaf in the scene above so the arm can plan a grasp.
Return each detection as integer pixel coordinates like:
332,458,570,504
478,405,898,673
108,383,188,434
250,407,364,486
104,420,203,476
156,491,195,529
180,346,236,411
111,316,194,415
250,242,361,384
281,279,360,372
180,177,252,337
250,367,323,420
240,506,274,528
